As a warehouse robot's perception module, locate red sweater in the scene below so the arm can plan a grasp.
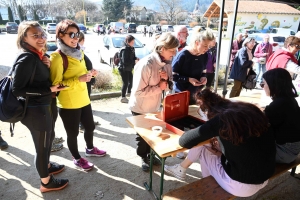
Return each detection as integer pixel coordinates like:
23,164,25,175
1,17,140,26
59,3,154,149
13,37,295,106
266,49,297,70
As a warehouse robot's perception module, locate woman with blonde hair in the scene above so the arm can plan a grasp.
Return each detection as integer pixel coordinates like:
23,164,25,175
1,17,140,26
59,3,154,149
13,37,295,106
128,32,179,171
12,21,68,192
172,28,215,105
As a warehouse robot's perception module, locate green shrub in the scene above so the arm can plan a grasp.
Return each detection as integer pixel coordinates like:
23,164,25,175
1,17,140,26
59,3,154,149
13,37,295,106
92,68,122,93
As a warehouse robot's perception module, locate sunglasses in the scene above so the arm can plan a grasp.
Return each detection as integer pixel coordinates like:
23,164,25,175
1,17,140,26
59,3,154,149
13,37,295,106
295,44,300,50
260,83,265,88
64,32,80,39
28,33,47,39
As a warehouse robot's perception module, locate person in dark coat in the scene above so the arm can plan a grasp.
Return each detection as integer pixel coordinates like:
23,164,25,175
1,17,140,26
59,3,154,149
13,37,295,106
119,35,139,103
229,37,256,98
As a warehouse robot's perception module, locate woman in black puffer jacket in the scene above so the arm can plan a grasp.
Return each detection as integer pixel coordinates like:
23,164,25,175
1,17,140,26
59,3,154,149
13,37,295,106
119,35,139,103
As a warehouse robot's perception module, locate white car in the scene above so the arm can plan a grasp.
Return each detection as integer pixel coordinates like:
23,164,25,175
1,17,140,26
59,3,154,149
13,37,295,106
98,35,150,67
249,33,285,52
46,23,56,34
270,28,296,38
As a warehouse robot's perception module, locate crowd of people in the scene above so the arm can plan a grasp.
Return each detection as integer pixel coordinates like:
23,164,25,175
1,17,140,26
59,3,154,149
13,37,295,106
1,19,300,198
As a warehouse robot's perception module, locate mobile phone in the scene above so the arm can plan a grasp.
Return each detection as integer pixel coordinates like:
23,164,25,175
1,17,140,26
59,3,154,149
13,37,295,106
58,85,68,89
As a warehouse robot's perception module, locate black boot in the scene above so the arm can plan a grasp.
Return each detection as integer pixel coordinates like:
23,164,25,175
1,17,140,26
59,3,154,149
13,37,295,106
0,131,8,150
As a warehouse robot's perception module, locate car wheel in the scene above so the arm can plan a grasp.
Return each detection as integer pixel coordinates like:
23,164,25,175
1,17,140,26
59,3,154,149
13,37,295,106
98,50,104,63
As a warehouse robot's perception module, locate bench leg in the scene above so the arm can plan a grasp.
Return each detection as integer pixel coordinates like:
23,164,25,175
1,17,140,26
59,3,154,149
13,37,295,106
160,157,166,199
144,149,160,200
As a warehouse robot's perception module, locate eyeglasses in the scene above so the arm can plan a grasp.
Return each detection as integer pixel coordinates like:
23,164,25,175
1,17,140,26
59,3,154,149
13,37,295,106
64,32,80,39
260,83,265,88
28,33,47,39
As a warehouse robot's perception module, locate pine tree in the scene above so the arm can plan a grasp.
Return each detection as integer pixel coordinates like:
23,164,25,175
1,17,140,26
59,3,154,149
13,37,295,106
18,5,25,21
34,11,39,21
8,7,14,22
102,0,133,22
0,13,3,25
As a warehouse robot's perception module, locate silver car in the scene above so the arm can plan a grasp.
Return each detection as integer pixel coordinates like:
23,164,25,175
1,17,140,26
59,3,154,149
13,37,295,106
46,23,56,34
98,35,150,67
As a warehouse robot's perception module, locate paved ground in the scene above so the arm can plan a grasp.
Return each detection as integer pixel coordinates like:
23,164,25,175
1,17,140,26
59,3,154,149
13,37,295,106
1,89,300,200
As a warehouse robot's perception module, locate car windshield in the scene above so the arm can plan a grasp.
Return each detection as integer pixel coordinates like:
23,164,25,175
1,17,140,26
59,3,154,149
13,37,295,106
129,24,136,28
112,37,144,48
47,42,57,51
8,22,17,26
168,26,173,28
48,24,56,26
273,36,285,43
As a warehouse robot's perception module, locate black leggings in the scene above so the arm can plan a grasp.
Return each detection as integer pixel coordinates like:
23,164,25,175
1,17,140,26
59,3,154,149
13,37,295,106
58,104,95,159
119,69,133,97
21,105,54,178
132,111,150,159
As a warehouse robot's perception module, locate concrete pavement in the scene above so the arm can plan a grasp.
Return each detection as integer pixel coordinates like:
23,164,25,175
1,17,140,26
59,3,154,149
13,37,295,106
1,90,300,200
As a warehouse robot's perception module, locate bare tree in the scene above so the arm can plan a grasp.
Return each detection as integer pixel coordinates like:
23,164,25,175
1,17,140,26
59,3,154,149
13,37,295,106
156,0,184,24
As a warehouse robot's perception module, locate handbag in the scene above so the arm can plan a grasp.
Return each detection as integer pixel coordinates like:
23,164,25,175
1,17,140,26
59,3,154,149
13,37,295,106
242,68,257,90
258,57,266,64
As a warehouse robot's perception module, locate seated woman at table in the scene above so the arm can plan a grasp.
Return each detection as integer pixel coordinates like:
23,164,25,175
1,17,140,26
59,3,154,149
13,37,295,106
164,89,276,197
262,68,300,164
128,33,179,171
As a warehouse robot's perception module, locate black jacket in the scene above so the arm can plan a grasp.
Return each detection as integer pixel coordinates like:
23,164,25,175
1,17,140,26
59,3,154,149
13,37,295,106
264,97,300,145
120,45,136,71
179,115,276,184
12,52,52,106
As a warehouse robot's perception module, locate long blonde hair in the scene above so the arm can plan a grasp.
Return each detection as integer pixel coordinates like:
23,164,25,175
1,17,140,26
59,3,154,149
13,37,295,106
16,21,47,52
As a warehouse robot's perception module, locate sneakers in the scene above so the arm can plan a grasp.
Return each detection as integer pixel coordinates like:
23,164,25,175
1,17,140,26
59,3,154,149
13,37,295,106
73,157,94,171
40,174,69,193
176,152,186,159
164,164,187,181
141,158,150,172
126,93,131,97
121,97,129,103
53,137,63,144
0,135,8,150
51,143,63,152
85,147,106,157
48,162,65,175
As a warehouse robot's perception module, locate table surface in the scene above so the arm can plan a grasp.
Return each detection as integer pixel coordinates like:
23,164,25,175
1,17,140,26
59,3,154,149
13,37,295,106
126,106,209,158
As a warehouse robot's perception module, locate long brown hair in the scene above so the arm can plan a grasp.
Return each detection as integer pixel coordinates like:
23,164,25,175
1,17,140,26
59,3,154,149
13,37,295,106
195,89,269,145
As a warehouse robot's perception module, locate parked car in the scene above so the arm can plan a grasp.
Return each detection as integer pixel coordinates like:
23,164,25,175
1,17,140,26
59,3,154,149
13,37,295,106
46,41,58,54
124,23,137,33
161,25,174,32
6,22,18,34
244,29,262,34
98,35,150,67
270,28,296,38
149,24,161,33
93,24,104,33
136,25,149,33
77,24,87,34
46,23,56,34
193,25,206,31
249,33,286,52
109,22,124,33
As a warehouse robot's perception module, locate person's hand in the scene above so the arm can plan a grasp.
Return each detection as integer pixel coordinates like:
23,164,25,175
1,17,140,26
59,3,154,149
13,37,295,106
189,77,202,86
42,56,50,68
199,77,207,85
79,72,93,82
90,69,98,77
50,84,67,92
159,70,168,80
159,80,168,90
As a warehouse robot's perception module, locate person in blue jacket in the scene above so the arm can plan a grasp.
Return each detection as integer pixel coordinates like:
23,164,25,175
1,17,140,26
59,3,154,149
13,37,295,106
229,37,256,98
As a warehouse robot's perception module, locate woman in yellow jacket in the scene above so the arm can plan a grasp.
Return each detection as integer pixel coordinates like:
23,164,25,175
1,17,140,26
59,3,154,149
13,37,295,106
50,20,106,171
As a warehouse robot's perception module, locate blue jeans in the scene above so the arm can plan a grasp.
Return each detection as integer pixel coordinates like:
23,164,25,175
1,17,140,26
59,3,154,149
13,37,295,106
256,63,266,83
276,141,300,163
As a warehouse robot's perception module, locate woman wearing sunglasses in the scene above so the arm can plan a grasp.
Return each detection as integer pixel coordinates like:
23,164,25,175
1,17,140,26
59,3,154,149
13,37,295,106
229,37,256,98
262,68,300,163
266,36,300,75
50,20,106,172
12,21,68,192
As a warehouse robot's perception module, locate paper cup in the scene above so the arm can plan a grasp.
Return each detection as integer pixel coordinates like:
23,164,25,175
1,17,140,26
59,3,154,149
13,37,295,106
152,126,163,136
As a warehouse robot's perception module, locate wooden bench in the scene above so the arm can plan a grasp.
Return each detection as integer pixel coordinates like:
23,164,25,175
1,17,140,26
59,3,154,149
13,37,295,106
163,157,300,200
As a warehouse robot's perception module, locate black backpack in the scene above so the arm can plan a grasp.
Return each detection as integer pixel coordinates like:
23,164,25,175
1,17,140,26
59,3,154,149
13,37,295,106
0,53,37,136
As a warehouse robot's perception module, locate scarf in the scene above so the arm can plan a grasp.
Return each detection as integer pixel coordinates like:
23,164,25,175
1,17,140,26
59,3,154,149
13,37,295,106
57,39,82,60
23,42,44,60
266,48,298,70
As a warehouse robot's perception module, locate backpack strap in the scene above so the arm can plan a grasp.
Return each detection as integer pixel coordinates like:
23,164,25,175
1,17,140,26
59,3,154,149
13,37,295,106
56,50,68,73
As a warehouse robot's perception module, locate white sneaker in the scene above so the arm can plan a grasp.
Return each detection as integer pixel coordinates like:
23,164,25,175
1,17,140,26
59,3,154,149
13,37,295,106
120,97,129,103
164,164,186,180
176,152,186,159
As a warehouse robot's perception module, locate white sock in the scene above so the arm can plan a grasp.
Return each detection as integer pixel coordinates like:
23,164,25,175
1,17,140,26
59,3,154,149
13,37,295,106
87,148,94,151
